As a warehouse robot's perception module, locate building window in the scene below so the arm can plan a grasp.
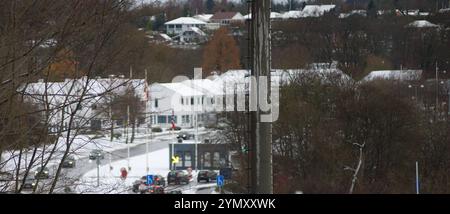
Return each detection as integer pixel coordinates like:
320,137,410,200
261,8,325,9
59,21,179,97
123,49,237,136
169,115,177,123
184,152,192,168
191,97,194,105
175,152,183,168
186,115,190,123
157,115,167,124
154,99,159,108
181,98,184,105
213,152,220,168
211,98,214,104
203,152,211,168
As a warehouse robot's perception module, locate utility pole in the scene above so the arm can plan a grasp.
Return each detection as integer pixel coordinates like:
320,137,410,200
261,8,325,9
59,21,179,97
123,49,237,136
127,105,130,171
250,0,273,194
145,69,149,175
97,157,101,187
416,161,420,194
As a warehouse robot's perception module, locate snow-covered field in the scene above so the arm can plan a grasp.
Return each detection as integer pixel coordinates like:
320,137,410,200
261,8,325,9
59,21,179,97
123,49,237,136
76,147,170,194
77,146,219,194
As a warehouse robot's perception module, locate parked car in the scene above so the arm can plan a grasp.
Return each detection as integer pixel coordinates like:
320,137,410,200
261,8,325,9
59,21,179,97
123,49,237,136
151,127,163,132
132,176,146,193
62,156,76,168
143,185,165,194
197,170,218,183
176,132,194,141
0,171,13,181
22,178,37,190
34,167,49,179
153,175,166,186
133,175,167,193
89,149,104,160
167,170,190,185
166,190,183,194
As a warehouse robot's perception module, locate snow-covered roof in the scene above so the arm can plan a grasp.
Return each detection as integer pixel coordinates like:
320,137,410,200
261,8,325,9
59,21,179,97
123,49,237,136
20,77,148,106
244,12,283,20
406,20,439,28
193,14,213,22
362,70,423,82
182,79,224,96
439,8,450,13
165,17,207,25
188,27,206,36
280,10,303,19
339,10,367,18
159,33,172,41
281,5,336,19
157,82,204,97
301,5,336,17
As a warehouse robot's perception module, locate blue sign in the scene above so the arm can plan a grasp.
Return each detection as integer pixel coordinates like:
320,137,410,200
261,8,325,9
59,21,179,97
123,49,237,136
146,175,154,185
217,175,224,187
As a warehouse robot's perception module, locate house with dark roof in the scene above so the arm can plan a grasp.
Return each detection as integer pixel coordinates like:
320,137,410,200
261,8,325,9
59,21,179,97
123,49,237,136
210,11,245,25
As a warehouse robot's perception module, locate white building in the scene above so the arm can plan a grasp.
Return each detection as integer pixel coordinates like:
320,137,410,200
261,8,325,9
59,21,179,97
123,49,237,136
149,82,210,129
164,17,207,35
20,77,149,132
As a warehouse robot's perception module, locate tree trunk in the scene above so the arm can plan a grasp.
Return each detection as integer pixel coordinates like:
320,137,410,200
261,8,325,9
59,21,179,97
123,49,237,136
349,143,365,194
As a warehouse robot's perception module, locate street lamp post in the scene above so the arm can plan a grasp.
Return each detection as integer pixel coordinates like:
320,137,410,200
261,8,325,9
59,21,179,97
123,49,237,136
435,61,448,111
96,155,101,187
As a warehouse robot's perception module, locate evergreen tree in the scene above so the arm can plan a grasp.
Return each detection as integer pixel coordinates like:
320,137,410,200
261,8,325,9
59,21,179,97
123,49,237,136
206,0,215,13
367,0,378,18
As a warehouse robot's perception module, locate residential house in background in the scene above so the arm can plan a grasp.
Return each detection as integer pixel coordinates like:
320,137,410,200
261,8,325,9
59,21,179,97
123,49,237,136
20,77,149,132
164,17,207,35
210,12,245,26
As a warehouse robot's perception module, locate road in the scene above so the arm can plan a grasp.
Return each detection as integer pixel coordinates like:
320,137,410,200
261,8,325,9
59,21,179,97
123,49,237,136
53,130,214,193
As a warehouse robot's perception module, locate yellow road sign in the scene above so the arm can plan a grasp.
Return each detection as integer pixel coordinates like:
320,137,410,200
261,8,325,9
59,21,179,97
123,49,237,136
172,156,180,164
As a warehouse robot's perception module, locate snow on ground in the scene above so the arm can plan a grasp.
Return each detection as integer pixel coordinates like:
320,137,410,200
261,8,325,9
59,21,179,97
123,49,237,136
0,127,200,173
76,147,170,194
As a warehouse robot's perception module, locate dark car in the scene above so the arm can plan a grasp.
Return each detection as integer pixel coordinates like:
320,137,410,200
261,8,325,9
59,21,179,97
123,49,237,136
34,167,49,179
166,190,183,194
22,178,37,190
176,132,195,141
62,156,76,168
167,170,190,185
89,149,105,160
132,176,146,193
153,175,166,186
133,175,167,193
145,185,165,194
197,170,218,183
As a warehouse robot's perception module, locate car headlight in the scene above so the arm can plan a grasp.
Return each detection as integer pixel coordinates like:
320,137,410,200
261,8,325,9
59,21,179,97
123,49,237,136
69,161,73,164
44,172,48,174
32,183,36,186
